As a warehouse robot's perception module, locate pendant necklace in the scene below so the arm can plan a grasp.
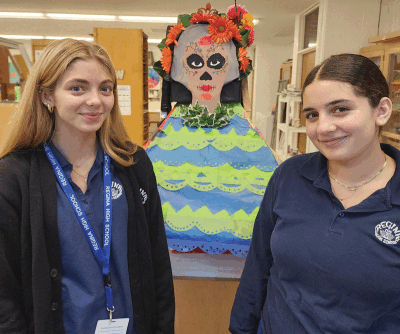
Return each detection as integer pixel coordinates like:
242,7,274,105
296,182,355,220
329,154,387,192
331,186,356,205
72,168,89,183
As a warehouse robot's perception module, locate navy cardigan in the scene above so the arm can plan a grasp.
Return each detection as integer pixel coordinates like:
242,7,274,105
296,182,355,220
0,145,175,334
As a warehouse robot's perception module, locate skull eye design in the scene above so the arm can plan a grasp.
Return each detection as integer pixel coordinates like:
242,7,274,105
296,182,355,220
187,54,204,69
207,53,226,70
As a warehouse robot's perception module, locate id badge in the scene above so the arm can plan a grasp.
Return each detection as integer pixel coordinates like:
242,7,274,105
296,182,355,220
94,318,129,334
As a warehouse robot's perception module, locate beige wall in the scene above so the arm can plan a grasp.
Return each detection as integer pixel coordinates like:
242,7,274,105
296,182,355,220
252,41,293,140
378,0,400,35
321,0,381,59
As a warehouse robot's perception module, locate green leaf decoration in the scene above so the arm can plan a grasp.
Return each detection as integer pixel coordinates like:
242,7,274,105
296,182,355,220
178,14,192,27
240,28,250,47
157,38,167,52
153,61,171,81
179,102,235,128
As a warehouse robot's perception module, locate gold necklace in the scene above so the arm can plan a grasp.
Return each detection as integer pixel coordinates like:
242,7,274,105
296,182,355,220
329,154,387,192
331,185,356,205
72,168,89,183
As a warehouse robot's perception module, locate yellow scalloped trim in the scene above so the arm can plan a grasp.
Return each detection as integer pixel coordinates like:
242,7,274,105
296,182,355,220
154,161,273,195
162,202,258,239
148,125,266,152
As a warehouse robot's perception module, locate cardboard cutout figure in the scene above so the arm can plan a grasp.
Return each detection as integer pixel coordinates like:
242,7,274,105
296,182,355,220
171,24,239,112
146,4,278,258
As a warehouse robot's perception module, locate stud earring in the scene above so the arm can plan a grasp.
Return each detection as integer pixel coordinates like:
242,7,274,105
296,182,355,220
45,103,54,113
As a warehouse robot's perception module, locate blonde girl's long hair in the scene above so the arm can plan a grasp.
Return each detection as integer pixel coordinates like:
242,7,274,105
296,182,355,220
0,38,137,166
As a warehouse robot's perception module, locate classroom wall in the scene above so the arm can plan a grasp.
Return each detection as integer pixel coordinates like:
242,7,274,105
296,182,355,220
378,0,400,35
320,0,381,59
252,41,293,140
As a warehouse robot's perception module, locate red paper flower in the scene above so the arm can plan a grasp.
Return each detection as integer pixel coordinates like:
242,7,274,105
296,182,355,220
208,15,242,44
244,25,255,47
161,47,172,73
227,4,248,21
166,23,186,46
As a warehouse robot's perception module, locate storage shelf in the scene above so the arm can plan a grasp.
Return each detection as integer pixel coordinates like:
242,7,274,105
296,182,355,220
277,123,306,133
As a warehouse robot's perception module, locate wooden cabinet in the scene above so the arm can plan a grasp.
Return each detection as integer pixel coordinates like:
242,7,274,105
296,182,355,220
174,277,239,334
280,60,292,84
94,28,149,145
31,39,54,63
360,32,400,147
0,102,18,151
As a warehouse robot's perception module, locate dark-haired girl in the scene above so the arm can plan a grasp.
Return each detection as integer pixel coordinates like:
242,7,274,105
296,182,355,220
230,54,400,334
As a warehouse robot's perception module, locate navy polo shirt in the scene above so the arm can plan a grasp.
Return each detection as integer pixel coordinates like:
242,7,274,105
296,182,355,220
49,142,135,333
231,144,400,334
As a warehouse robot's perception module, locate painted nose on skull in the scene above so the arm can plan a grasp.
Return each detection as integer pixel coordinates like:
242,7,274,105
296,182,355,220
200,72,213,81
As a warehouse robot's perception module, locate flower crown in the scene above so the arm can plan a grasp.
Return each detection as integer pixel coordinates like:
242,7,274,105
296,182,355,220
153,3,254,81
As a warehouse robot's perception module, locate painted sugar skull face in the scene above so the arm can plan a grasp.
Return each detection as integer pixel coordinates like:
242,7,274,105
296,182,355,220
183,36,229,112
170,24,240,113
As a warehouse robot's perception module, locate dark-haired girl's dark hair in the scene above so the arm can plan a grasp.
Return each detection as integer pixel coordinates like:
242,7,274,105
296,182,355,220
302,53,389,108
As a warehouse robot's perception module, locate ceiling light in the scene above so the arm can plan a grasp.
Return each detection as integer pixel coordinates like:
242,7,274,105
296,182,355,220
0,12,44,19
46,13,116,21
0,34,45,39
148,39,162,44
0,34,94,41
45,36,94,41
119,16,177,23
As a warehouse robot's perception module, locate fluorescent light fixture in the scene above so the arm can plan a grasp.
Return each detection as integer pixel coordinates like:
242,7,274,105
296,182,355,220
119,16,177,23
0,12,44,19
0,34,93,41
45,36,94,41
0,11,255,25
148,39,163,44
0,34,45,39
46,13,116,21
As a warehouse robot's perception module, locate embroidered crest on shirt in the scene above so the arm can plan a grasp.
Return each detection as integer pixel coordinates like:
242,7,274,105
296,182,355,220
111,181,123,200
140,188,148,204
375,221,400,245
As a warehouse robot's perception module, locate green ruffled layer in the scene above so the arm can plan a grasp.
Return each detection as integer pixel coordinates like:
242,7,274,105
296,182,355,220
154,161,273,195
163,202,257,239
174,103,246,119
149,125,266,152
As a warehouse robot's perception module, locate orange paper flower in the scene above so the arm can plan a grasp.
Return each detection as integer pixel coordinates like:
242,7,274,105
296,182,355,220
240,57,250,71
191,13,215,24
161,47,172,73
166,23,186,45
238,47,247,59
238,47,250,71
208,15,242,44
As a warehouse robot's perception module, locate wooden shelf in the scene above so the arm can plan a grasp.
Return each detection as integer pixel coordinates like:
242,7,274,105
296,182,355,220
369,29,400,44
94,28,149,145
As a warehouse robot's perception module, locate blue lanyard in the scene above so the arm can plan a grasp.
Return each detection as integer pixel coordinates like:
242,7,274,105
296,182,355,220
44,143,114,315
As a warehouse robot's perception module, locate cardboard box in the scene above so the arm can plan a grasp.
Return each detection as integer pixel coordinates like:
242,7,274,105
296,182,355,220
149,122,158,133
149,112,160,123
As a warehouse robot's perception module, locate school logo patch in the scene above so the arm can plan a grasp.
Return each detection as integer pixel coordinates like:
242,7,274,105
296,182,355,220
140,188,148,204
111,181,123,200
375,221,400,245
